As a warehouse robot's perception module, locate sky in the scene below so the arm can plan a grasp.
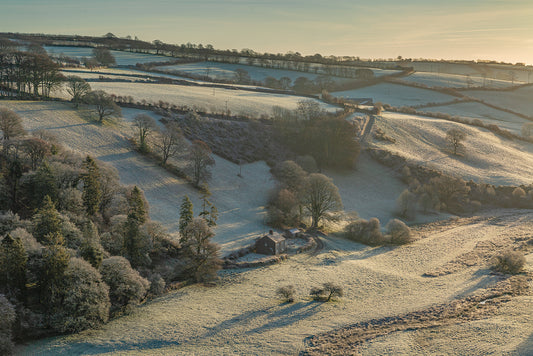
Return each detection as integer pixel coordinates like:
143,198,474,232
1,0,533,64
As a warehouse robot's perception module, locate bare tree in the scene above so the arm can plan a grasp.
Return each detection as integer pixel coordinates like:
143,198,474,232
92,47,116,67
446,128,466,156
133,114,157,152
66,76,91,108
302,173,342,228
85,90,121,123
153,122,187,165
0,108,25,150
233,68,251,84
186,140,215,188
23,137,51,170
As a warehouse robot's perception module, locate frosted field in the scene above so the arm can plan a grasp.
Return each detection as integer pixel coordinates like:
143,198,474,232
332,83,455,107
44,46,172,66
463,85,533,117
1,100,274,254
54,81,339,117
156,61,350,83
423,101,530,135
19,211,533,355
373,112,533,185
401,62,480,76
401,71,516,89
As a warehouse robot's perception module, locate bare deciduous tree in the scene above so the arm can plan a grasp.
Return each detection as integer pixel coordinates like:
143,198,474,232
153,122,187,165
302,173,342,228
186,140,215,188
66,76,91,108
0,108,25,150
133,114,157,152
446,128,466,156
85,90,121,123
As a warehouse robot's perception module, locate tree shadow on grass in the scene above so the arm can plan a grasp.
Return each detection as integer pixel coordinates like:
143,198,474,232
196,301,322,341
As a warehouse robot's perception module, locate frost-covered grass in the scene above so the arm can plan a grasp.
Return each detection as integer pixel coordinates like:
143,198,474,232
155,61,397,84
1,100,274,254
44,46,173,66
373,112,533,185
332,83,455,107
423,101,530,135
401,72,517,89
54,81,339,118
18,211,532,355
463,85,533,117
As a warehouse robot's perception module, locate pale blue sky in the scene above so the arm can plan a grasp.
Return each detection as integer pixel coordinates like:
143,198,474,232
1,0,532,63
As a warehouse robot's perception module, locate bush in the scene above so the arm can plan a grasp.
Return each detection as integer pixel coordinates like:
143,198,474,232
345,218,385,245
492,250,525,275
385,219,412,245
276,285,296,303
100,256,150,316
309,282,343,302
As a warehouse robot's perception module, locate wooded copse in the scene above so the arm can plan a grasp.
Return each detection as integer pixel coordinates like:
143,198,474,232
0,107,222,351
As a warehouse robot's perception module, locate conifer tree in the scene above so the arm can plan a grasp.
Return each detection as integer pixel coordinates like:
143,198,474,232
41,243,70,316
82,156,101,216
0,234,27,297
123,186,148,267
127,186,147,224
179,195,193,237
33,195,62,245
28,161,58,210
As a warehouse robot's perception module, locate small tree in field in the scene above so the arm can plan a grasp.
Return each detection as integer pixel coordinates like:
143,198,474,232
66,76,91,108
153,122,187,165
446,128,466,156
302,173,342,228
310,282,343,302
133,114,157,153
92,47,116,67
276,285,296,303
85,90,121,123
186,140,215,188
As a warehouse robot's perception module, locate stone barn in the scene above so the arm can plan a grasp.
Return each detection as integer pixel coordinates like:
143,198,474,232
255,230,286,255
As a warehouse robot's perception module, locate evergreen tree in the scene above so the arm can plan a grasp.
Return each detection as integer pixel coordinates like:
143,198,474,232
82,156,101,216
80,222,103,269
0,234,27,298
179,195,193,237
33,195,62,245
40,243,70,318
208,205,218,227
27,161,58,210
127,186,147,224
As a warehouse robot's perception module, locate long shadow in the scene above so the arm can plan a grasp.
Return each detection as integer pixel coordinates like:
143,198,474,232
195,305,278,341
512,331,533,355
33,123,93,130
244,301,323,335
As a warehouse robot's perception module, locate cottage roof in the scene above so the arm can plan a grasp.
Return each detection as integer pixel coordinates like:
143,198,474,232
261,233,285,243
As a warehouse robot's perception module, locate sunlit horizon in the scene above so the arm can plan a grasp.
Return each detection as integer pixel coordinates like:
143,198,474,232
1,0,532,65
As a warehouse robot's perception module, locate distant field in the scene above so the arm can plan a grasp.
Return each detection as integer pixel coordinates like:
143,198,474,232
332,83,456,107
401,71,517,89
44,45,172,66
54,81,339,117
423,101,530,135
156,61,345,83
463,85,533,117
373,112,533,185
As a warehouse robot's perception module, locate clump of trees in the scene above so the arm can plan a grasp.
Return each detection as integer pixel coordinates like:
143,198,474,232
0,116,223,346
85,90,122,123
273,101,360,170
267,160,343,229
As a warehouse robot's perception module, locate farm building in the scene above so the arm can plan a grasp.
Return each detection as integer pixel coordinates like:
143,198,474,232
256,230,286,255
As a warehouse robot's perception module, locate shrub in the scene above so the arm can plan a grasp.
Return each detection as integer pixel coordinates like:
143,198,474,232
385,219,412,245
100,256,150,316
345,218,385,245
276,285,296,303
492,250,525,274
309,282,344,302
